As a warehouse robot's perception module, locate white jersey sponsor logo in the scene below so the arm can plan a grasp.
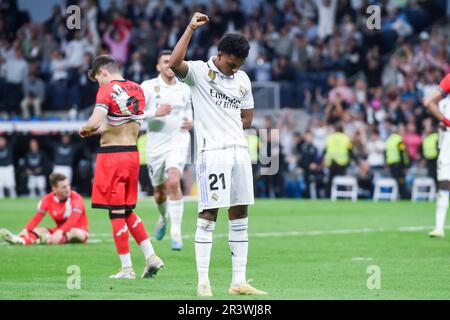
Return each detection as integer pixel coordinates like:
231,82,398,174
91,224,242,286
180,56,254,152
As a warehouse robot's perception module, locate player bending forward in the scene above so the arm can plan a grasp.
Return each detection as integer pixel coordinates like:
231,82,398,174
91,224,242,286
0,173,88,245
425,74,450,237
79,55,164,279
170,12,267,296
141,50,193,250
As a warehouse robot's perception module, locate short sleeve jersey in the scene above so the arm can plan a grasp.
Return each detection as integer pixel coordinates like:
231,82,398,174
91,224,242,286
179,57,254,151
95,79,146,126
141,75,192,155
37,191,88,230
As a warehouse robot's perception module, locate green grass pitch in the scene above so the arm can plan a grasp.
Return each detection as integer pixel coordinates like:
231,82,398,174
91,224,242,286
0,198,449,300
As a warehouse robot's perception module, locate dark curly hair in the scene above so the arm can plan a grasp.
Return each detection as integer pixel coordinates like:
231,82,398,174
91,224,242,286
217,33,250,59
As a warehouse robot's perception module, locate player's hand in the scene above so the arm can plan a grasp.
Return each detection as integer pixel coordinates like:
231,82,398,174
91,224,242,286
48,229,64,244
180,117,193,131
189,12,209,31
79,127,92,138
155,104,172,117
19,229,29,237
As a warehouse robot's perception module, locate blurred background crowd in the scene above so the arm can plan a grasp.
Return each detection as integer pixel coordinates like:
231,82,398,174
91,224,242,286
1,0,450,199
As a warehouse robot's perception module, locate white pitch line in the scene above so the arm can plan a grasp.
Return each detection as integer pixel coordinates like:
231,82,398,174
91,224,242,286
0,225,447,246
89,225,449,240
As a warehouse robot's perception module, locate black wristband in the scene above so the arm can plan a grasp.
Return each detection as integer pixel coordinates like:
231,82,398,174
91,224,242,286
189,24,196,31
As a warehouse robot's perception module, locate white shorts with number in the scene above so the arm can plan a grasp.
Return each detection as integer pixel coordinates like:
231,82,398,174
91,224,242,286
0,165,16,188
147,133,190,187
197,146,254,213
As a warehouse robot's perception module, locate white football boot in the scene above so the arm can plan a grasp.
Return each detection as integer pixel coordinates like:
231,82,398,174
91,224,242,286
197,282,213,297
0,228,25,245
109,267,136,279
429,229,445,238
141,254,164,278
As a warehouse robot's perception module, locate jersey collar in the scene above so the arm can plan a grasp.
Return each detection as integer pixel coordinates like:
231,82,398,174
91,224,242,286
157,74,178,87
53,191,71,203
207,56,234,80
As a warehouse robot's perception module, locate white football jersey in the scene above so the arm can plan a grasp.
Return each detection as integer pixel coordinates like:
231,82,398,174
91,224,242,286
180,57,254,151
141,75,192,155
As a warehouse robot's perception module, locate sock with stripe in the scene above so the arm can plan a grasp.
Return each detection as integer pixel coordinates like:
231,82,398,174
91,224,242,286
126,212,155,260
195,218,215,285
229,218,248,287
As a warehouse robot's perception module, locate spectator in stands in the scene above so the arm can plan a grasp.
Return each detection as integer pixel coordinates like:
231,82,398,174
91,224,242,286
0,135,17,198
367,129,385,173
385,125,410,199
4,48,28,114
25,139,49,198
403,122,423,162
323,123,352,196
49,50,68,110
103,24,131,66
50,134,78,183
421,122,439,182
357,160,374,199
21,72,45,119
125,51,147,84
317,0,337,40
298,130,321,199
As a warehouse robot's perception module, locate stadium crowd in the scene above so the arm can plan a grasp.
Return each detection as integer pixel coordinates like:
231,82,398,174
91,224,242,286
1,0,450,199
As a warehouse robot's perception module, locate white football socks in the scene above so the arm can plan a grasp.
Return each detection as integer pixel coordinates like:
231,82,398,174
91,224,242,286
435,190,449,233
140,239,155,260
229,218,248,287
195,218,215,285
119,253,132,269
168,199,183,240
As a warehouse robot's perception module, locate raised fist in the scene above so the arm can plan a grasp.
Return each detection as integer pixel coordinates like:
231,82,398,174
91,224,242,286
189,12,209,31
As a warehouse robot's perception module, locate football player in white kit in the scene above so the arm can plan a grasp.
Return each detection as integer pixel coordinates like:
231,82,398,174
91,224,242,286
425,73,450,237
170,12,267,296
141,50,193,250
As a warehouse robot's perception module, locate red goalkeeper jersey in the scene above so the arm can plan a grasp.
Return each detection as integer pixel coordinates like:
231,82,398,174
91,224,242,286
94,79,146,126
25,191,88,232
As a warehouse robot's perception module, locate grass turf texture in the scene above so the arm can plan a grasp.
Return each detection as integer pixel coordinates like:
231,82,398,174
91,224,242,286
0,198,449,299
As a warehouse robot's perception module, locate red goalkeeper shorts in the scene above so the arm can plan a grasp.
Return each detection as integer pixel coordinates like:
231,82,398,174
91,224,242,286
92,145,139,211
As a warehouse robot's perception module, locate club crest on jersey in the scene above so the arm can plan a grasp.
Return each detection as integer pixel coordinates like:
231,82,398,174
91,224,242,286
211,193,219,201
208,70,217,84
239,85,245,97
154,85,160,93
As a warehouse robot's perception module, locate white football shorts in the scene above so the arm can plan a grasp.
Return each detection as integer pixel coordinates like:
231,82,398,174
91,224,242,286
147,133,190,187
197,145,254,213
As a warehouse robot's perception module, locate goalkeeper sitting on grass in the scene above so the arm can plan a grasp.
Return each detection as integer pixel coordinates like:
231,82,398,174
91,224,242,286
0,173,89,245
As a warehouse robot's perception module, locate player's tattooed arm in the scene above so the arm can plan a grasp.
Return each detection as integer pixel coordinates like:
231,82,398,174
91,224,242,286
79,108,107,138
170,12,209,79
241,109,253,129
424,88,450,127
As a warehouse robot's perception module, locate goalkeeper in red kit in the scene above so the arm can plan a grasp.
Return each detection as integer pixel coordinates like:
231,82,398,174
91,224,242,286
79,55,164,280
0,173,89,245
